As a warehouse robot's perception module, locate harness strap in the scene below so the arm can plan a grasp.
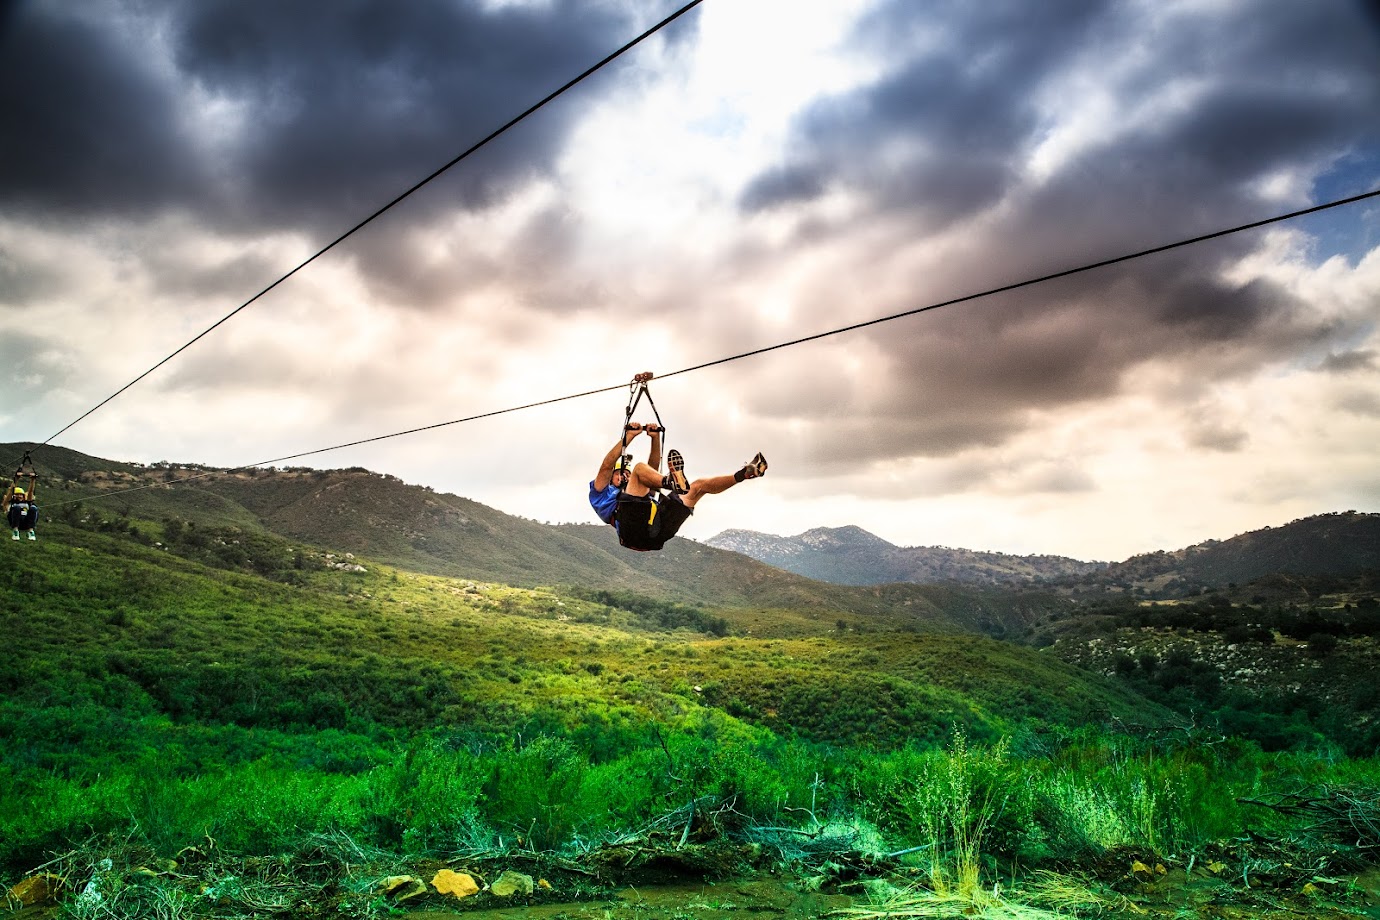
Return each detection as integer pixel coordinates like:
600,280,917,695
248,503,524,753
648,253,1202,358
616,372,666,497
11,450,36,499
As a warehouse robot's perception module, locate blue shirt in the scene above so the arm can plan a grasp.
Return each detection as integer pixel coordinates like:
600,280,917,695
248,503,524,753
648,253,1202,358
589,481,620,526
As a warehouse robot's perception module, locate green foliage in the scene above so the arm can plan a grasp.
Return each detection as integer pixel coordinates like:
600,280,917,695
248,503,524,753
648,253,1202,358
482,735,585,849
886,733,1010,894
565,587,730,636
361,742,489,853
4,485,1378,892
4,712,1378,885
1039,592,1380,754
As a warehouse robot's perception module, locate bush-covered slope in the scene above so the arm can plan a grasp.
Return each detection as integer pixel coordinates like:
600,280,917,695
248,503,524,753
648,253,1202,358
1018,586,1380,754
1084,511,1380,594
0,522,1163,761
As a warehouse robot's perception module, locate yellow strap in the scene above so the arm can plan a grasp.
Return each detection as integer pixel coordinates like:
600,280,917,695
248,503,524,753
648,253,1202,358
647,501,658,525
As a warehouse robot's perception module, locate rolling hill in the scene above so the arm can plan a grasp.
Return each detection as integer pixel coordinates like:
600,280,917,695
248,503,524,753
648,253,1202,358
0,506,1167,767
12,441,1378,625
4,442,1065,636
6,441,1378,890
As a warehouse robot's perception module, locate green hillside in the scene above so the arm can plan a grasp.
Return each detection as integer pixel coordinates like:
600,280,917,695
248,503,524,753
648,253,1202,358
0,522,1155,760
0,521,1173,867
7,442,1065,633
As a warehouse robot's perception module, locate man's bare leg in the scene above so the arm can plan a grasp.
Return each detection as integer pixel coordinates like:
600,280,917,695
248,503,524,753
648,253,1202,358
682,474,739,509
626,462,665,498
678,452,766,509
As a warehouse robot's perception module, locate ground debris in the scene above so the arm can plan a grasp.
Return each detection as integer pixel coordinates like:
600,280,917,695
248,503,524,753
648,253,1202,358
10,819,1380,920
1238,783,1380,857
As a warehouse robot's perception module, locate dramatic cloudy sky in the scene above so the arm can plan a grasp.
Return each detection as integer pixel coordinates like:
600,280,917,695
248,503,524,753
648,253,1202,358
2,0,1379,561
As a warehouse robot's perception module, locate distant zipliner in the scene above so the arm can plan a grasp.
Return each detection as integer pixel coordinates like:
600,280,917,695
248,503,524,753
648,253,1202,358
4,451,38,542
588,373,767,552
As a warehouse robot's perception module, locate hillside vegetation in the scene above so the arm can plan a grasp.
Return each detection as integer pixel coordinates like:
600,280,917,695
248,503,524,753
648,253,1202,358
8,442,1064,632
1078,510,1380,596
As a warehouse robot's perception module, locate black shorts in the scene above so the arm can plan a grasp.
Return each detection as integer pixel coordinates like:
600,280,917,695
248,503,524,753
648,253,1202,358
614,493,692,551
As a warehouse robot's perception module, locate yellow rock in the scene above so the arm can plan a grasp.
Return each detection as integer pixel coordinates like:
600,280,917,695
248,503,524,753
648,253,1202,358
431,869,480,900
491,870,535,898
380,876,427,902
8,874,63,906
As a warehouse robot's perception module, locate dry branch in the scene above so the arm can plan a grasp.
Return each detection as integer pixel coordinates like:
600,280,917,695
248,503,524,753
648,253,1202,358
1237,784,1380,849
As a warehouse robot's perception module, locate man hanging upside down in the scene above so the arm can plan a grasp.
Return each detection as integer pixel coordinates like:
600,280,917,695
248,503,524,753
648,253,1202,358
589,422,767,551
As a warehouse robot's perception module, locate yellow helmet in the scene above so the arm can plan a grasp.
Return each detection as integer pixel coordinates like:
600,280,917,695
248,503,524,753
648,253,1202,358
12,486,24,495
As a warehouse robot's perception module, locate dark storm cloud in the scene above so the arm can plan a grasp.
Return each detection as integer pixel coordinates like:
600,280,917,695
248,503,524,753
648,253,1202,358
747,0,1380,220
732,0,1380,467
0,0,655,239
170,0,642,234
0,5,203,216
735,250,1327,472
740,0,1106,221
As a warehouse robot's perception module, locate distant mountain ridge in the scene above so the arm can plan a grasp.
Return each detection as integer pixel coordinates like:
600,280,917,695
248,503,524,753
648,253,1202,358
707,525,1106,587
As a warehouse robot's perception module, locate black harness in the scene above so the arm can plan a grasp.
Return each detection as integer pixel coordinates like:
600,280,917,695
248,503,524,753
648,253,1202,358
612,373,680,551
616,372,665,485
7,450,38,530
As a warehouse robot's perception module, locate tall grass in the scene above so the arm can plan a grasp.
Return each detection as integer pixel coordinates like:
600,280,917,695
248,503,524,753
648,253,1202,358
6,725,1369,883
884,733,1009,898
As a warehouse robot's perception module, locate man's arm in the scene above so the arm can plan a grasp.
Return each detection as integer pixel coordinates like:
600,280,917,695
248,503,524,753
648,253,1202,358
645,425,662,472
593,425,641,491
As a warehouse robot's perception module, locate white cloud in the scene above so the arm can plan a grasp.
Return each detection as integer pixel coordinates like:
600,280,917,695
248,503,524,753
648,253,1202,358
2,0,1377,564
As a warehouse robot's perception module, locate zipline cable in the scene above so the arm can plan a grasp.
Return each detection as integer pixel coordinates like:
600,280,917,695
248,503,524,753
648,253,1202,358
42,186,1380,508
43,382,630,506
38,0,706,448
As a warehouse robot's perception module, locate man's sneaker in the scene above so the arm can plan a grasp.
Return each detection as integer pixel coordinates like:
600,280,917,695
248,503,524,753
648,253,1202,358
27,530,36,541
742,452,768,479
665,449,690,494
9,529,17,541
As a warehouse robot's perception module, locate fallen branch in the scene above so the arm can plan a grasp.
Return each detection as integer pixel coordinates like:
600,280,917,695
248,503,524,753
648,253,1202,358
1238,784,1380,849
